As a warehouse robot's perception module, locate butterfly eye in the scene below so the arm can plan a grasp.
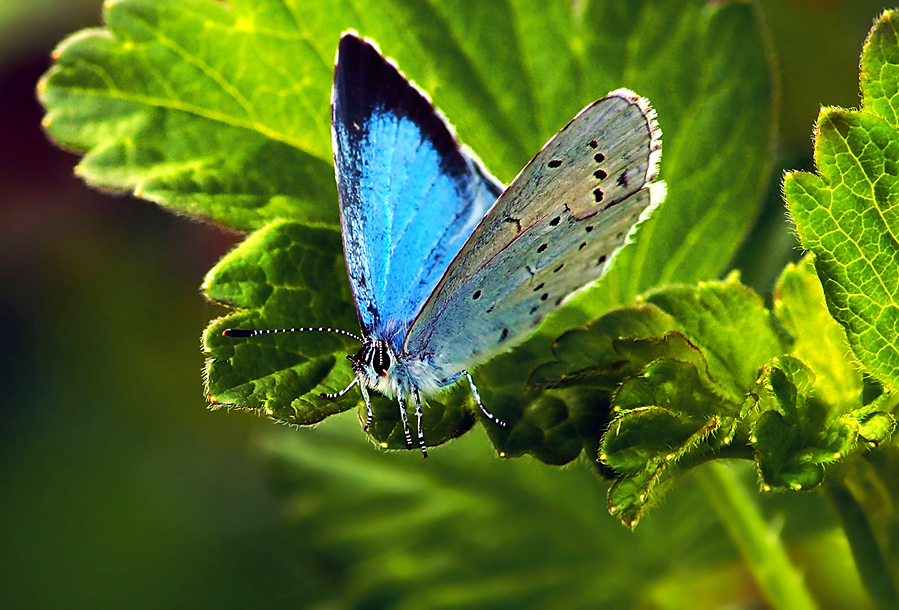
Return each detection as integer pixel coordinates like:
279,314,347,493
370,341,392,377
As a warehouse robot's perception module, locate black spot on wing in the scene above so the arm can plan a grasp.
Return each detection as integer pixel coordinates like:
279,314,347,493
548,159,563,168
505,216,523,232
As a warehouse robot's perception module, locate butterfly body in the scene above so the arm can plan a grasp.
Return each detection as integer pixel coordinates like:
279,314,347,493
226,32,664,456
348,334,442,399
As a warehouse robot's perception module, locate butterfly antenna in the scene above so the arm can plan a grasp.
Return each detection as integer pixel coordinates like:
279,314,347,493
319,376,359,400
222,326,365,343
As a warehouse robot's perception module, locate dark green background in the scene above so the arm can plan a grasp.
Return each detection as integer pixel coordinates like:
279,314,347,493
0,1,889,607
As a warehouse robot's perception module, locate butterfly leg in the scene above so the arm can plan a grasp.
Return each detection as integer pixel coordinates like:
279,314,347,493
358,383,374,432
319,376,373,431
439,371,507,428
411,385,428,458
396,390,414,450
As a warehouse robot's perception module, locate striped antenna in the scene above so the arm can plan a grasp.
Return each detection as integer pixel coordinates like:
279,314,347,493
223,327,365,344
320,376,358,400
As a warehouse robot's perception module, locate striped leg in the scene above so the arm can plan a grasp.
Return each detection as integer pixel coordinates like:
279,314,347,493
396,391,413,450
359,383,373,432
439,370,507,428
318,376,374,432
411,386,428,458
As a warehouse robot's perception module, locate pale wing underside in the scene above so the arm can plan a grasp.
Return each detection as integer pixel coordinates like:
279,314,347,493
404,90,663,377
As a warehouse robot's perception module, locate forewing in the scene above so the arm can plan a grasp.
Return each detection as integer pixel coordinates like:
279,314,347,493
405,90,664,376
332,33,502,340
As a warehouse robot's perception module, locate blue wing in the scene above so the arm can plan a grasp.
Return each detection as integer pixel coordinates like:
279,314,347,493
332,33,502,347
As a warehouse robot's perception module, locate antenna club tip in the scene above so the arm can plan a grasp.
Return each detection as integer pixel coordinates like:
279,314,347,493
223,329,254,338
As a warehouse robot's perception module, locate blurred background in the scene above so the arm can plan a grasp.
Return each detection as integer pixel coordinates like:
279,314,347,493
0,1,891,608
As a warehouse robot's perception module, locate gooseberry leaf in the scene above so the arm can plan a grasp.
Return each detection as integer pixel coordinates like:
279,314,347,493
784,9,899,392
39,0,775,460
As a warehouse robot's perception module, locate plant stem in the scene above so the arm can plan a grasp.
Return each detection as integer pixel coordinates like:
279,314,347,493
822,480,898,610
698,461,816,610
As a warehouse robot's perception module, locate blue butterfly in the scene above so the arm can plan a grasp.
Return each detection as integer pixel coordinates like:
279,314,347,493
225,32,664,457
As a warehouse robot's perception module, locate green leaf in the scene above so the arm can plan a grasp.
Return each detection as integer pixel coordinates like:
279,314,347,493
567,279,785,524
853,400,896,447
38,0,340,230
606,415,723,529
774,255,863,410
644,279,789,397
751,356,857,492
602,356,745,526
747,255,898,493
40,0,775,461
528,305,678,390
860,8,899,127
784,9,899,392
539,278,787,400
203,220,359,423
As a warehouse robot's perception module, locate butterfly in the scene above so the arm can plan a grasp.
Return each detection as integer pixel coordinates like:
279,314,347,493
225,32,664,457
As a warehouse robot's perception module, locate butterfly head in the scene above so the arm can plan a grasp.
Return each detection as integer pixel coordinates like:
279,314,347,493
347,338,398,392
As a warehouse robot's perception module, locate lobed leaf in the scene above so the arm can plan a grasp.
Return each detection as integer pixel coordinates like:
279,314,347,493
39,0,775,460
533,279,783,523
203,220,359,423
784,9,899,392
751,357,858,492
39,0,340,230
528,305,678,390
